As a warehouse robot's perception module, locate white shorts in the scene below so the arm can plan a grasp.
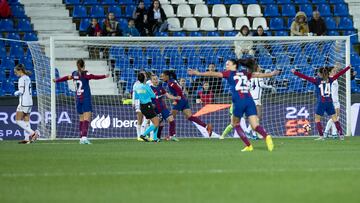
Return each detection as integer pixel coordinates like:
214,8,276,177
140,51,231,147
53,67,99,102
17,105,32,114
134,100,141,113
333,101,340,109
253,99,261,106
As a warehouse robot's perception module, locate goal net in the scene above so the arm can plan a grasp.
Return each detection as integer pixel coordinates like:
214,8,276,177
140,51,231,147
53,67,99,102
27,36,351,139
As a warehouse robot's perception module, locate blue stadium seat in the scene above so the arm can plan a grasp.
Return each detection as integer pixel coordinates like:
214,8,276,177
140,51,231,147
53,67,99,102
120,0,135,4
274,31,288,36
0,19,15,31
108,5,122,17
259,0,275,4
282,4,296,17
65,0,80,4
189,32,203,37
110,46,125,59
0,47,6,58
6,32,21,45
287,44,302,55
223,0,241,4
168,55,183,66
1,57,15,69
128,47,144,57
23,32,38,41
324,17,336,30
298,4,313,17
271,45,285,55
187,56,201,67
258,55,273,66
241,0,257,4
83,0,98,5
344,30,358,44
317,4,332,17
72,5,88,18
182,47,197,56
311,0,327,4
17,18,32,31
7,0,19,4
333,4,349,17
199,47,216,57
151,56,166,67
293,55,308,66
89,5,105,18
224,31,237,36
118,18,128,29
293,0,310,3
145,47,161,57
277,0,292,3
163,47,180,57
338,17,354,30
286,18,294,28
155,32,169,36
207,0,222,4
102,0,117,4
11,5,26,17
125,5,136,18
329,0,344,3
172,31,186,36
79,18,91,31
264,4,280,17
10,45,24,58
206,31,220,36
270,18,284,30
2,80,15,95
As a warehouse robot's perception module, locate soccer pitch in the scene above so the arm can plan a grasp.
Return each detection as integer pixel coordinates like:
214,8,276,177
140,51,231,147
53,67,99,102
1,137,360,203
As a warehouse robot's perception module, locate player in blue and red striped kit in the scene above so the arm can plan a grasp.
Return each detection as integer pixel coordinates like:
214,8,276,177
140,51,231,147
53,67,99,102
291,65,351,140
161,70,213,138
188,58,279,152
150,74,180,141
53,59,109,144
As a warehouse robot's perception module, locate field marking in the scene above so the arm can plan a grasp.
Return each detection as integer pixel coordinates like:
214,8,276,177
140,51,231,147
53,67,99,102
2,167,360,178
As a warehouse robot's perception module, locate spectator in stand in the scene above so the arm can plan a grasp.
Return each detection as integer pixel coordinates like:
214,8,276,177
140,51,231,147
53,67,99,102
234,25,254,59
253,26,268,36
133,0,148,36
146,0,168,36
308,11,327,36
197,82,214,105
103,12,122,36
123,19,140,37
179,78,189,96
0,0,11,18
291,11,309,36
190,63,223,95
87,18,102,36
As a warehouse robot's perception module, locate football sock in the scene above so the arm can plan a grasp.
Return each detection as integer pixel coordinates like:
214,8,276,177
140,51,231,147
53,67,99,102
324,119,332,137
222,124,233,137
188,116,206,128
169,120,176,136
316,122,324,137
331,121,337,136
157,126,163,139
79,121,84,137
254,125,268,139
334,121,343,136
24,121,31,141
240,118,249,134
143,124,156,137
82,120,90,137
235,124,251,146
136,124,141,139
16,120,35,135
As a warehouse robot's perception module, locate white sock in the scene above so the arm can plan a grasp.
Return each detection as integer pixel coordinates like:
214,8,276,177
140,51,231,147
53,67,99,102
324,119,333,137
140,118,148,135
331,121,337,136
16,120,34,136
240,118,249,134
24,121,31,141
247,125,253,135
136,124,141,138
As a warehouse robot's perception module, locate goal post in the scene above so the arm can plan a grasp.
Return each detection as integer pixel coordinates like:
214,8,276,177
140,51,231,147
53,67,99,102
28,36,351,139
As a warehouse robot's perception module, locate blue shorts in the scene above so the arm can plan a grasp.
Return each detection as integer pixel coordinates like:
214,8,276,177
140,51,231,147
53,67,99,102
316,102,335,116
172,98,190,111
232,98,257,118
76,100,92,114
157,109,171,122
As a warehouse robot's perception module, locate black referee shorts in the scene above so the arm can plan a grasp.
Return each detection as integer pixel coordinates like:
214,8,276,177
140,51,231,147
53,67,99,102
140,102,157,119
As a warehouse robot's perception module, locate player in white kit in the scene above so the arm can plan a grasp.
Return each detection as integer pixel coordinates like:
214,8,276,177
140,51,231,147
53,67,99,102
133,80,144,141
14,64,39,144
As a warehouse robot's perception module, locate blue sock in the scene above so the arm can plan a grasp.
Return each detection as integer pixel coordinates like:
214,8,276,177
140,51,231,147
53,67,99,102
143,125,155,137
153,127,159,140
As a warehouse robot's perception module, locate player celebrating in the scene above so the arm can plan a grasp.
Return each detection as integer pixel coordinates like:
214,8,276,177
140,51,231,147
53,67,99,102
133,72,160,142
53,59,109,144
291,65,351,140
161,70,213,138
14,64,40,144
188,58,278,152
150,74,180,141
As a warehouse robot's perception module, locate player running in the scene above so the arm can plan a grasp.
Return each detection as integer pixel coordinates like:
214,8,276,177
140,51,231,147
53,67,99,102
53,59,109,144
133,72,160,142
14,64,40,144
291,65,351,140
150,74,180,141
161,70,213,138
188,58,278,152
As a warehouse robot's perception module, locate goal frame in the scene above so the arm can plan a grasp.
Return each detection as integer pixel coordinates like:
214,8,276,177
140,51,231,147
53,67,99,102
49,36,351,140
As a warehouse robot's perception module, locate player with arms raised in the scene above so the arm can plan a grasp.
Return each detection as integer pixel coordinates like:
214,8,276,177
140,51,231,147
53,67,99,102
53,59,109,144
161,70,213,138
291,65,351,140
150,74,179,141
188,58,278,152
14,64,40,144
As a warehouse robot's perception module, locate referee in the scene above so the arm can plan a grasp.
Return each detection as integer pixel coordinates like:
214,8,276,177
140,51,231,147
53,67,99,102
133,72,160,142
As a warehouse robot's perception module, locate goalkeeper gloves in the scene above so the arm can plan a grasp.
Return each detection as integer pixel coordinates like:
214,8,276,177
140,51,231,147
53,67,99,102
14,91,22,96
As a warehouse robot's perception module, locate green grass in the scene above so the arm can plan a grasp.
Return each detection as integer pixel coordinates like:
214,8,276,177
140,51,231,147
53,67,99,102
1,137,360,203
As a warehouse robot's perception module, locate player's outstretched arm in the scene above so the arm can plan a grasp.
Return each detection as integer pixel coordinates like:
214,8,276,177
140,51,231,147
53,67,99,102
85,74,110,80
291,69,317,83
187,69,223,78
332,66,351,81
53,75,72,83
252,70,280,78
165,93,181,100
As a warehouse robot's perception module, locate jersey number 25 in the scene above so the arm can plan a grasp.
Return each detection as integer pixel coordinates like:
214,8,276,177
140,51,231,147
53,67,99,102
234,75,249,93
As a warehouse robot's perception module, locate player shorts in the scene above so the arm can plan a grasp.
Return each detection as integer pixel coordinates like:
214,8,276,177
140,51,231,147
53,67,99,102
316,102,336,116
16,105,32,114
253,99,261,106
333,101,340,109
172,98,190,111
158,109,171,121
232,98,257,118
134,99,141,113
140,102,157,119
76,100,92,114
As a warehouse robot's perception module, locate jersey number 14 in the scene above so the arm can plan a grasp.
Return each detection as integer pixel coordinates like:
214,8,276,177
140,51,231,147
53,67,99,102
319,83,331,97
